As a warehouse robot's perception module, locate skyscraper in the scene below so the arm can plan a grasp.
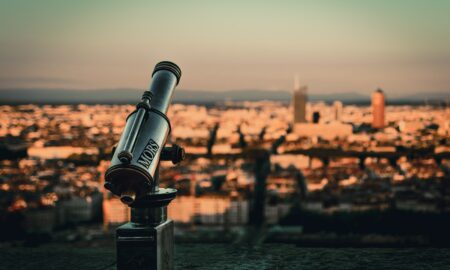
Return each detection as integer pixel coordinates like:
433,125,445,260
371,88,385,129
333,100,343,121
293,77,307,123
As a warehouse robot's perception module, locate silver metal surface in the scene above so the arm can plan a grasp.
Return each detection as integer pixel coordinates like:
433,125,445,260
116,219,174,270
148,71,178,113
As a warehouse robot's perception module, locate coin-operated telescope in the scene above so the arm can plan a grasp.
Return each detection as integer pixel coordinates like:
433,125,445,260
104,61,184,270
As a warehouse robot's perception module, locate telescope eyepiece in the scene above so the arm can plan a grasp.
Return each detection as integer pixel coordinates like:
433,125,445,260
120,190,137,205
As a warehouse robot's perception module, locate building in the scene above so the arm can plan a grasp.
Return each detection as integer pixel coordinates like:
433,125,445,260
371,89,385,128
103,197,130,229
312,111,320,124
24,208,57,233
60,192,103,223
293,77,307,123
333,101,343,121
293,123,353,140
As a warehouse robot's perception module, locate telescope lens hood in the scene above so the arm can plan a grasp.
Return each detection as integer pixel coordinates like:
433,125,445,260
152,61,182,85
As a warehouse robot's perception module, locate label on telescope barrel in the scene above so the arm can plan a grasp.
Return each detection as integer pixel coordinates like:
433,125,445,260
137,139,160,169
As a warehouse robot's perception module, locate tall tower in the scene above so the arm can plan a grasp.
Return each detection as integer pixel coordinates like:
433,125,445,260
371,88,385,129
293,76,307,123
333,100,343,121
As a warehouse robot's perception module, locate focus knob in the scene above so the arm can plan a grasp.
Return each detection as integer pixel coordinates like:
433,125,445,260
161,144,185,164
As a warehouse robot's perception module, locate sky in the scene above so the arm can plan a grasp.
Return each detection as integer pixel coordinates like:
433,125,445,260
1,0,450,96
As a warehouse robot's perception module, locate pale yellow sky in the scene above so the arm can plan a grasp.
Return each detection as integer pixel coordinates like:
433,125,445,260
1,0,450,96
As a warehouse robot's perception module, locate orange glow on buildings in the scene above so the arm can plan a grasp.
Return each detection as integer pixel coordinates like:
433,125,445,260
372,89,385,129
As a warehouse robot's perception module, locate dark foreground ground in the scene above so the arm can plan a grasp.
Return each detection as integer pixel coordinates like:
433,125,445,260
1,244,450,270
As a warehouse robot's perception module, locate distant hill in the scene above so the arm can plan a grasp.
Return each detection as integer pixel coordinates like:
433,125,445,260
174,90,371,103
0,88,144,104
399,92,450,102
0,88,448,104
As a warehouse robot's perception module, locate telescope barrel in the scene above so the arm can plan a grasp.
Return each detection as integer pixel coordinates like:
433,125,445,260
104,61,181,205
149,62,181,113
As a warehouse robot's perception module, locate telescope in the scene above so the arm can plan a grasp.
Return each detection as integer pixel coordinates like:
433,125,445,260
104,61,184,270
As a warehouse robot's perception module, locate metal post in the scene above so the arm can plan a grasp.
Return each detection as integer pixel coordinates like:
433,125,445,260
116,184,177,270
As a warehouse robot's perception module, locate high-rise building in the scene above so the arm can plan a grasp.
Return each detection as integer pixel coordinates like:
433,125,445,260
293,77,307,123
333,101,343,121
371,88,385,128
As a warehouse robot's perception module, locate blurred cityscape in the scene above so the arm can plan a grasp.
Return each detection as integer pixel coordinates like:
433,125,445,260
0,87,449,246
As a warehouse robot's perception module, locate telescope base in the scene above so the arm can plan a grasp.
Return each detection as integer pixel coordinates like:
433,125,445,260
116,219,174,270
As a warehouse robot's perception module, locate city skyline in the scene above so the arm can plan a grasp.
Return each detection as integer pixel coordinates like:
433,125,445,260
1,2,450,267
1,0,450,95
